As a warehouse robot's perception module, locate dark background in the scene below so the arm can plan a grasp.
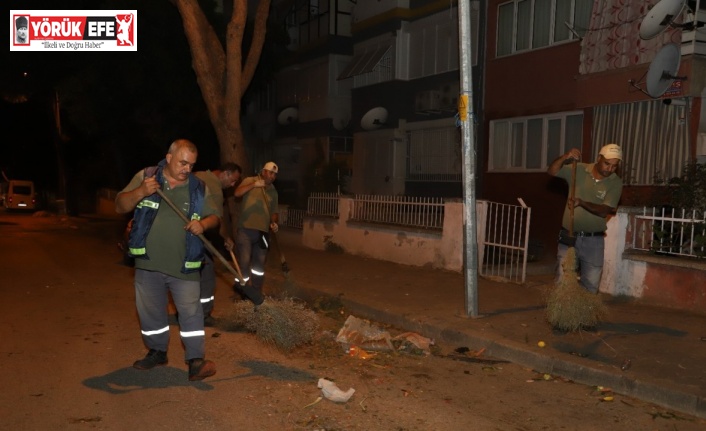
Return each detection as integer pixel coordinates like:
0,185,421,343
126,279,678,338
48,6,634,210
2,0,224,213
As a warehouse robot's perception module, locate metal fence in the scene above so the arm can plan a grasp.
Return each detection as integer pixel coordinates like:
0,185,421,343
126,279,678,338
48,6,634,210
476,199,531,284
307,192,340,217
280,208,305,229
350,195,444,230
630,207,706,258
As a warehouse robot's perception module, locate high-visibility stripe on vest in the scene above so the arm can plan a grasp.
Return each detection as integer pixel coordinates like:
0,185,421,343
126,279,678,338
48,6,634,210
127,159,207,274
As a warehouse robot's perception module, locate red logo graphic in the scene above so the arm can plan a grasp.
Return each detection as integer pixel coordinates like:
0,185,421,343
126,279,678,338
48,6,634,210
115,13,134,46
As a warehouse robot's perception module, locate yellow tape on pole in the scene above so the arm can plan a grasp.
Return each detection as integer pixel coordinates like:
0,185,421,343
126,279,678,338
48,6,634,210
458,94,468,121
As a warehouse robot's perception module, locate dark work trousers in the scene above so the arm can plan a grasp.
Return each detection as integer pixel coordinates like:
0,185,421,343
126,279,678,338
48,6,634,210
134,269,205,361
234,227,267,305
200,252,216,316
199,232,225,317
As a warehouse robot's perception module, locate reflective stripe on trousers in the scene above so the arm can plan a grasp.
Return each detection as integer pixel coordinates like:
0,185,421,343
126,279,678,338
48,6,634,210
135,269,206,360
236,228,269,292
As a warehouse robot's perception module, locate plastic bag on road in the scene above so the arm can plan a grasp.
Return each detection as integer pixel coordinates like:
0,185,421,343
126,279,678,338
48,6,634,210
318,378,355,403
335,315,394,352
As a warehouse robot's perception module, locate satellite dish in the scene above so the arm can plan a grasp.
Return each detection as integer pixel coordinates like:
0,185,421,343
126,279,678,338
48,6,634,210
332,115,351,131
277,107,298,125
646,44,685,97
639,0,686,39
360,107,388,131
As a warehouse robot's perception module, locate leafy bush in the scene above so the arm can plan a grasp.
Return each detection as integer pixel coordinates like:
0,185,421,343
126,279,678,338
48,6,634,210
667,162,706,212
650,162,706,257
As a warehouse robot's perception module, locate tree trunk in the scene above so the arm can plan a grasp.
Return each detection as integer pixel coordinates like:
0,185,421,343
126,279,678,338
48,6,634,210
172,0,271,175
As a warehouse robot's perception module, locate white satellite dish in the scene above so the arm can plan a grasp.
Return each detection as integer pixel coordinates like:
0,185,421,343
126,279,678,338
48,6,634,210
332,115,351,131
646,44,685,97
639,0,686,39
360,107,388,131
277,107,298,125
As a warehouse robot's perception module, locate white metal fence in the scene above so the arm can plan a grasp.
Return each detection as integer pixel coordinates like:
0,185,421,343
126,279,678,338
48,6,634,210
476,199,531,284
630,207,706,258
350,195,445,230
307,192,340,217
280,208,305,229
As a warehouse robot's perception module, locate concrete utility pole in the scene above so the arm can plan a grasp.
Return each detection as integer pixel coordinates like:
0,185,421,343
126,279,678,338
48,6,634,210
458,0,479,317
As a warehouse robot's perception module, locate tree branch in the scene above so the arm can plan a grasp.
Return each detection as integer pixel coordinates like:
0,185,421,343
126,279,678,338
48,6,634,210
241,0,271,90
172,0,227,124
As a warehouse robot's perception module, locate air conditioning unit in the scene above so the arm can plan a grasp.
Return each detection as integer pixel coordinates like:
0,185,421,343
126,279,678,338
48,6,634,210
415,90,442,112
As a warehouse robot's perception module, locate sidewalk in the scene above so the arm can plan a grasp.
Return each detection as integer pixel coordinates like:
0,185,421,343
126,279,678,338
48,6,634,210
260,228,706,419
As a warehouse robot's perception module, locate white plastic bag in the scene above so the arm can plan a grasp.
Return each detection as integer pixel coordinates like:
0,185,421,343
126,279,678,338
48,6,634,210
318,378,355,403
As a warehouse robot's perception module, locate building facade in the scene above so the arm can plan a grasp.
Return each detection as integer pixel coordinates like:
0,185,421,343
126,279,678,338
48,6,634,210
252,0,706,261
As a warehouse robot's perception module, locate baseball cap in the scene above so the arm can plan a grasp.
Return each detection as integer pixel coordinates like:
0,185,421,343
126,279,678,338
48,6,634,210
263,161,278,174
599,144,622,161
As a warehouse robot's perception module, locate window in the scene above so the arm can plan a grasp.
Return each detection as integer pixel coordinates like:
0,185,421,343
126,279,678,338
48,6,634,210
276,61,329,106
407,127,462,181
489,111,583,172
338,45,392,81
353,48,393,87
407,6,469,80
592,100,690,185
496,0,592,57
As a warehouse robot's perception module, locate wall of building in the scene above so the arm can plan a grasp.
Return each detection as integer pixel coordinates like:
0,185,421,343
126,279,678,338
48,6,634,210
482,3,586,262
300,199,706,313
302,197,463,270
601,208,706,314
482,172,565,264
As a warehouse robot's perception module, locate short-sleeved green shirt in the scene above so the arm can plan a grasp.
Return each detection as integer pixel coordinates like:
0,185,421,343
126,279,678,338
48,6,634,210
237,176,278,233
119,171,219,280
556,163,623,233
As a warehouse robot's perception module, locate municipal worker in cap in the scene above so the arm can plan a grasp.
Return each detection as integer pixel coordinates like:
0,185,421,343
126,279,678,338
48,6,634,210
15,16,28,44
233,161,280,305
547,144,623,294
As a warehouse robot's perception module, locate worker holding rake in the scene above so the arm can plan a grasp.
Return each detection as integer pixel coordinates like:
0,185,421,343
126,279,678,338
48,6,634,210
547,144,623,295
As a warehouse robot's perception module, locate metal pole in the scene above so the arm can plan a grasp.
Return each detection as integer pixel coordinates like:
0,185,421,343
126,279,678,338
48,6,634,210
458,0,479,317
52,90,68,215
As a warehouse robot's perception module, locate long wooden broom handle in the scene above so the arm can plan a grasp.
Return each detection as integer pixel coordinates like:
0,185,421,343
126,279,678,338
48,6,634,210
259,181,287,266
569,160,577,237
155,188,246,285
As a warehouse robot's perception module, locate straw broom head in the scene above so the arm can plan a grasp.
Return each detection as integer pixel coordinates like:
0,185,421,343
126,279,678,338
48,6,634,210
546,247,606,332
219,297,320,351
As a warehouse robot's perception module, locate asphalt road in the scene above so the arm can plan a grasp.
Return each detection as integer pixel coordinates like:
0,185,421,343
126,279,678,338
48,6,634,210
2,210,705,431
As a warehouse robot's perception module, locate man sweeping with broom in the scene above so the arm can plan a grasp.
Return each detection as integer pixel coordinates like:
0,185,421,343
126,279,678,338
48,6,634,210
546,144,623,331
233,162,280,306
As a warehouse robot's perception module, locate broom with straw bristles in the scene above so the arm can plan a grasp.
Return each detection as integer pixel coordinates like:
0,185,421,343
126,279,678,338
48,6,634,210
546,160,606,332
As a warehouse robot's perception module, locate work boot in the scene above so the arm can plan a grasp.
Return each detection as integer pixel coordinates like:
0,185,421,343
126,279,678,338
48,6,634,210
133,349,168,370
188,358,216,381
203,313,216,327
